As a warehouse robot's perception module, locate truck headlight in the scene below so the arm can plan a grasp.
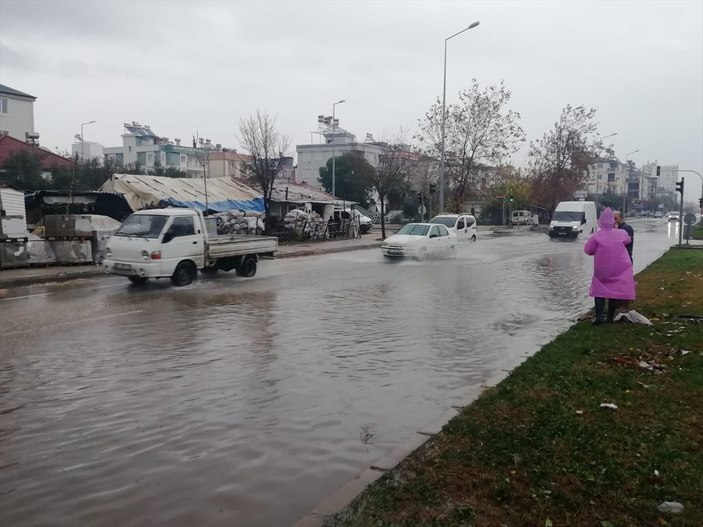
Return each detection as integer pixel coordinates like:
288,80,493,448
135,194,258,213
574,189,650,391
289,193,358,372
106,247,112,258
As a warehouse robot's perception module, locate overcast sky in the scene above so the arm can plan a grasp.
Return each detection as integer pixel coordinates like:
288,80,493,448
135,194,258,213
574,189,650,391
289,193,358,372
1,0,702,201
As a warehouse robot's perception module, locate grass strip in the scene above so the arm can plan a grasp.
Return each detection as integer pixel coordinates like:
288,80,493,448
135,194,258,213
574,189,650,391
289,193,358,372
327,249,703,527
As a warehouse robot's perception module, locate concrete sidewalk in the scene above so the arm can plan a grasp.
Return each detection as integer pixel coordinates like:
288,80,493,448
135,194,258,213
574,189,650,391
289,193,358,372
0,235,383,288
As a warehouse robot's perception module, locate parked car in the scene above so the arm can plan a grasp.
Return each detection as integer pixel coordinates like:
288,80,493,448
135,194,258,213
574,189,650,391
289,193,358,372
429,213,478,242
668,211,680,221
510,210,532,225
381,223,456,259
653,211,664,218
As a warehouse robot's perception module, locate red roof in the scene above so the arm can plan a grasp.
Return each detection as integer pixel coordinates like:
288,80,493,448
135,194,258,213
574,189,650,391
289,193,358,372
0,134,74,170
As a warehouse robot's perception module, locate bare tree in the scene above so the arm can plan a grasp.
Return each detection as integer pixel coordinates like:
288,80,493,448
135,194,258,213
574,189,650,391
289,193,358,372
238,111,291,218
366,129,416,239
528,104,602,216
416,80,525,207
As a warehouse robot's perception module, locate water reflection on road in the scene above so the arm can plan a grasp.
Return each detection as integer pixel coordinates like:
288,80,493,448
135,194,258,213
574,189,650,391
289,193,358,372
0,219,673,526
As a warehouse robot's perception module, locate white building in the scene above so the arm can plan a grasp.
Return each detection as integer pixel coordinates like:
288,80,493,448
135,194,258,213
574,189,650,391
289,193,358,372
586,156,628,196
296,122,384,184
0,84,36,141
71,140,105,165
640,161,678,194
103,122,219,177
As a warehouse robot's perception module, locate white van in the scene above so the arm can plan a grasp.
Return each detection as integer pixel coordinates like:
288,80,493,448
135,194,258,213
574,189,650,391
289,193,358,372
548,201,597,239
430,213,478,242
511,210,531,225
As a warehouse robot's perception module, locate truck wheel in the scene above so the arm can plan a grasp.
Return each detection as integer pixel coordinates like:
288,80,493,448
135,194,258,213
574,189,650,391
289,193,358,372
171,261,197,286
471,235,477,242
236,255,257,277
128,277,148,285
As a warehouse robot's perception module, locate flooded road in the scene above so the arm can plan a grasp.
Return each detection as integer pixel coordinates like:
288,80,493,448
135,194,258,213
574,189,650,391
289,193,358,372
0,219,674,526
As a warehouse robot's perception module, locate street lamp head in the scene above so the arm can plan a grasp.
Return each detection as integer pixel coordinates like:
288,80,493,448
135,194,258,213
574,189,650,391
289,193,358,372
335,99,345,105
601,132,618,139
468,21,480,29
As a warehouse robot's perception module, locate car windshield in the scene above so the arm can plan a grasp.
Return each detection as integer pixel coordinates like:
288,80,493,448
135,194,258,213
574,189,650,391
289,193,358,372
430,217,456,227
553,211,584,222
396,224,430,236
114,214,169,238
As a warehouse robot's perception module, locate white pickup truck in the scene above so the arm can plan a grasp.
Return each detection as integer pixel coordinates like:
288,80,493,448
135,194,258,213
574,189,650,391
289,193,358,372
103,208,278,286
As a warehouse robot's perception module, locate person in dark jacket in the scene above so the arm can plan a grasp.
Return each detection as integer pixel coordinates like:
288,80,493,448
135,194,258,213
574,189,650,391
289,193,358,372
613,211,634,261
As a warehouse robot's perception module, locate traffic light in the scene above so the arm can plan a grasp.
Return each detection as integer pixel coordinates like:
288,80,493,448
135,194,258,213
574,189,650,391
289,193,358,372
509,196,514,203
429,183,437,195
417,193,423,205
675,179,684,194
656,165,661,177
699,197,703,208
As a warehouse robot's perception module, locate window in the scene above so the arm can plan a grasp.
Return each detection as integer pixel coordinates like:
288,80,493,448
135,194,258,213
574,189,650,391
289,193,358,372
0,98,7,114
608,173,616,182
437,225,449,236
167,217,195,237
457,218,465,229
466,217,475,227
430,226,441,238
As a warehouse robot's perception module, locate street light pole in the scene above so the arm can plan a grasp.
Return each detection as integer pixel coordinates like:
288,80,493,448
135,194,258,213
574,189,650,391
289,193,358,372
331,99,345,199
440,21,479,213
80,120,96,164
623,149,639,215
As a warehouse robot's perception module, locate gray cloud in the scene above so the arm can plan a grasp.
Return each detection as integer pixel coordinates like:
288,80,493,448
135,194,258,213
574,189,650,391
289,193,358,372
1,0,701,200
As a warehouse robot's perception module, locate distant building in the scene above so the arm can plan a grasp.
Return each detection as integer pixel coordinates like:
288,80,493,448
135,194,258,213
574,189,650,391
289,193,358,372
103,122,222,177
640,161,678,195
207,150,253,179
0,84,36,141
296,123,384,184
586,156,629,196
71,141,104,165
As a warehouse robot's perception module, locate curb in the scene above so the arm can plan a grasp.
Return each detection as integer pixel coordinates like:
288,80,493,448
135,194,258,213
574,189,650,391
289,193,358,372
0,267,105,288
277,242,382,259
0,243,383,288
292,408,461,527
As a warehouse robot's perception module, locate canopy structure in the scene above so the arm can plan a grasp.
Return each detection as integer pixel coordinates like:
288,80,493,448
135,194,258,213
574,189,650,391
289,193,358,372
99,174,264,213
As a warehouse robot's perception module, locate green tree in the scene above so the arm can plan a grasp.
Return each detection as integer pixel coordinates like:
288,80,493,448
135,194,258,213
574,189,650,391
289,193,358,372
0,150,45,190
319,152,374,208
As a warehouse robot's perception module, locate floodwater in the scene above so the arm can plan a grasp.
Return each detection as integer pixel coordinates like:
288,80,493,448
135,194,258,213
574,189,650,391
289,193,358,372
0,219,674,526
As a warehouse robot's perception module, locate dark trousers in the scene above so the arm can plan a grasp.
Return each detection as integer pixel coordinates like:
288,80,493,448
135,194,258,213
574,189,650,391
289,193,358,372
595,297,618,322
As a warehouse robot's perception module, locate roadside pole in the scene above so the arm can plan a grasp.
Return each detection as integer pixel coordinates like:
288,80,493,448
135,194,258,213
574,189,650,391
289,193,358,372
678,177,685,247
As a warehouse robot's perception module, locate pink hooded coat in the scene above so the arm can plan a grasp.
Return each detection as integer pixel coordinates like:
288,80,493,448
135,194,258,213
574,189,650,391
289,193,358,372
584,208,636,300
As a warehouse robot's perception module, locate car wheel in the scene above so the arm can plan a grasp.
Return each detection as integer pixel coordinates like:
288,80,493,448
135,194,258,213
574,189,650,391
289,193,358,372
471,235,477,242
236,255,257,277
128,277,148,285
171,261,197,286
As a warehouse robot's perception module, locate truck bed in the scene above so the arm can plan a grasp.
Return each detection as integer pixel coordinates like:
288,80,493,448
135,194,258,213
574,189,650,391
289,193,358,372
206,234,278,259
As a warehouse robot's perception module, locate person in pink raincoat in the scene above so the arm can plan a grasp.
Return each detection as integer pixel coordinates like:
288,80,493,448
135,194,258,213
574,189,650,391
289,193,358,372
584,207,636,325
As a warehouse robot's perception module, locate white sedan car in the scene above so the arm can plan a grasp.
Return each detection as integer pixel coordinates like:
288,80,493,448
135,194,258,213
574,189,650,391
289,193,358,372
381,223,457,259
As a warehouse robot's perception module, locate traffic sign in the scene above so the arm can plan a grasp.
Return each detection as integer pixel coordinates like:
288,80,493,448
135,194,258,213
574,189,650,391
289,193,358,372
683,213,697,226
